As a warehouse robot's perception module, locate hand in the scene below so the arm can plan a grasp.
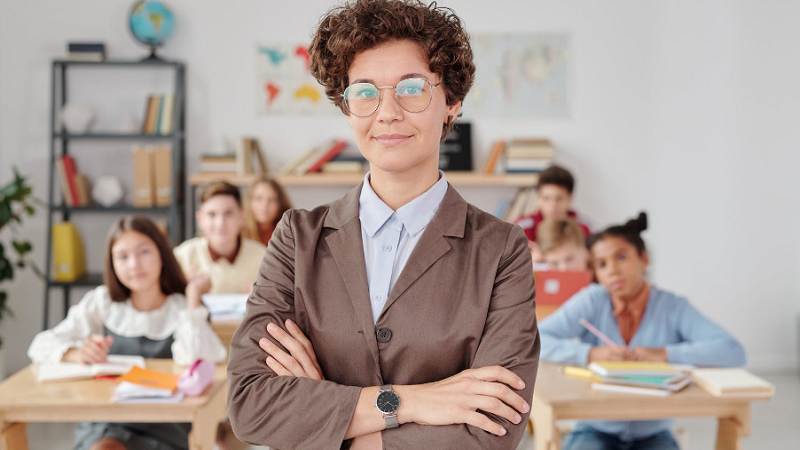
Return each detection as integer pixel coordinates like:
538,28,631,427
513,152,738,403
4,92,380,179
395,366,529,437
186,273,212,309
62,335,114,364
625,347,667,362
258,319,324,380
588,345,627,362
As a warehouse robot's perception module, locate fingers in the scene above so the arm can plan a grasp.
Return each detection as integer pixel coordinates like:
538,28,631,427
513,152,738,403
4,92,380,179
267,323,322,379
80,340,108,364
472,381,529,415
89,334,112,354
258,337,308,378
285,320,321,367
462,410,507,436
470,394,522,425
469,366,525,390
265,356,293,376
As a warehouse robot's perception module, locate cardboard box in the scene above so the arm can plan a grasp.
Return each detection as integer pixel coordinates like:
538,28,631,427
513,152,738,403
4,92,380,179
132,145,154,207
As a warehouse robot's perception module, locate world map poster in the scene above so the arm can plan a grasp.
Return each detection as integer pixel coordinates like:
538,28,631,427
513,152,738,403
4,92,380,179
255,43,339,115
466,34,570,117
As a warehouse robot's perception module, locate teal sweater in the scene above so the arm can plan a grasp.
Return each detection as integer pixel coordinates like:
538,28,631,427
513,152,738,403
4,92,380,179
539,283,746,440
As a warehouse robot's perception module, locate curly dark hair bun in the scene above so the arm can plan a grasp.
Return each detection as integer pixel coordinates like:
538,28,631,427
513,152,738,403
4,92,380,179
624,212,648,233
587,211,649,256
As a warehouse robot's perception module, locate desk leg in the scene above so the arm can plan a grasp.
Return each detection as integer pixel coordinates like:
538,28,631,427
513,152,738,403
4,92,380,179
715,404,750,450
531,401,559,450
0,422,29,450
189,383,229,450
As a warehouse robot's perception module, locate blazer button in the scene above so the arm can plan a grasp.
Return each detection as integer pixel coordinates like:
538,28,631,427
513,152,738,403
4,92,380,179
376,328,392,343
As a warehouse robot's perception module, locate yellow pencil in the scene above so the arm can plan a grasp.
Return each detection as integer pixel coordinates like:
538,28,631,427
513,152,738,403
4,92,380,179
562,366,595,379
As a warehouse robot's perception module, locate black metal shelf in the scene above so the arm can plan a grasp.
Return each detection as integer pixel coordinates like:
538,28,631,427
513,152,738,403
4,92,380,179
50,205,171,214
48,273,104,287
53,132,180,140
53,59,183,68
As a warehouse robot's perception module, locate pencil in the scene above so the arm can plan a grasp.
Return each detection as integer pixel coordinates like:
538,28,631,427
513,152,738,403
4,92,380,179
579,318,626,350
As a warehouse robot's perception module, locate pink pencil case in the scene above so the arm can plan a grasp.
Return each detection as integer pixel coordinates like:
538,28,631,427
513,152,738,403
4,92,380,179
177,359,216,396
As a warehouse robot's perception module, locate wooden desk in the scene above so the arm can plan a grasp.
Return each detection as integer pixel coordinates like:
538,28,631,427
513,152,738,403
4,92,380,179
531,363,773,450
211,320,241,351
0,359,228,450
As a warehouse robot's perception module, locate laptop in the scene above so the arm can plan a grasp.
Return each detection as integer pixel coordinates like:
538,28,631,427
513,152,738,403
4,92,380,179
533,270,593,320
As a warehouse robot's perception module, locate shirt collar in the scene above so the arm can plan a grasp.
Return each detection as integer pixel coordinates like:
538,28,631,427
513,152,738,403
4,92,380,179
611,282,651,318
358,170,448,237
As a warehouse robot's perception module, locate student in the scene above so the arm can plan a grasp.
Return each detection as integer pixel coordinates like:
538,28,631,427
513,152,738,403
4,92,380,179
174,181,267,301
226,1,539,449
28,215,227,450
242,176,292,247
514,165,591,261
539,212,746,450
537,218,589,271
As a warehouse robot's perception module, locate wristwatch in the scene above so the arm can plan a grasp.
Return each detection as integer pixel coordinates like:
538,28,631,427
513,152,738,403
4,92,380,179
375,384,400,428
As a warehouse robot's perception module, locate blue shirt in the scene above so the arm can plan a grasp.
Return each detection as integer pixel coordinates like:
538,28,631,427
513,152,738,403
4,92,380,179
539,283,747,441
358,171,448,323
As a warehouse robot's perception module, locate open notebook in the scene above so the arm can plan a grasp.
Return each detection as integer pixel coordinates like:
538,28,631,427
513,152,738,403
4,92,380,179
36,355,146,383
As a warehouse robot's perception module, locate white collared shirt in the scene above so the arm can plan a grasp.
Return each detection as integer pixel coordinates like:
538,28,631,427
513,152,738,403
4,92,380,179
358,171,448,323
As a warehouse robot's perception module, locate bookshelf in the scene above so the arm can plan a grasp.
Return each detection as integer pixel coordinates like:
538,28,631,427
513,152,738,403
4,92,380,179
43,59,187,329
188,171,538,235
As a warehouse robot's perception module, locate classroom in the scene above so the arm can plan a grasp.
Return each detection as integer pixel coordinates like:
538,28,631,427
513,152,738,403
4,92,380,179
0,1,798,449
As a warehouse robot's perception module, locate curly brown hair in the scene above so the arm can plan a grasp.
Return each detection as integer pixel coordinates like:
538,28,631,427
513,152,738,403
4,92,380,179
309,0,475,140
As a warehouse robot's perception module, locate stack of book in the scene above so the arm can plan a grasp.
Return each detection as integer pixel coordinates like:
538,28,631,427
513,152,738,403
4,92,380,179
588,361,693,396
504,139,555,173
279,139,349,175
142,94,176,135
112,366,183,404
66,42,106,62
321,153,367,174
56,155,92,207
200,154,237,173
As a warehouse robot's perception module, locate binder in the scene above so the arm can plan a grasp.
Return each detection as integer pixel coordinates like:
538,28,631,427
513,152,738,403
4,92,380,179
52,222,86,282
153,145,172,207
132,145,155,207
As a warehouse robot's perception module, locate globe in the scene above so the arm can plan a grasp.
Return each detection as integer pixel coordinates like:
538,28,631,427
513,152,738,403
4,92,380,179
129,1,175,60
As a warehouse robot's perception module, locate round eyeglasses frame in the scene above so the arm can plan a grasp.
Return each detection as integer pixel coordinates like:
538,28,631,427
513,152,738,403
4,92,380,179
341,78,442,117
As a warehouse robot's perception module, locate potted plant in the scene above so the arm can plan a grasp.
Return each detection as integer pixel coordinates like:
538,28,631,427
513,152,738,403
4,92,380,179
0,168,39,377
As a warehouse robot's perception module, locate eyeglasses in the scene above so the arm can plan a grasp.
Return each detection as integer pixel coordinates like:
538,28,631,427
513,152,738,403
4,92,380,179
342,78,441,117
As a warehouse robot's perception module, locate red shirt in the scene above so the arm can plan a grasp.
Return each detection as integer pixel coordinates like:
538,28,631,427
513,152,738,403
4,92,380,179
514,210,591,242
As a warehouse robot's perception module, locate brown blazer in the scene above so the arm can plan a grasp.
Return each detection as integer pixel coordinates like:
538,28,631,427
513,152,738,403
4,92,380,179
227,183,540,450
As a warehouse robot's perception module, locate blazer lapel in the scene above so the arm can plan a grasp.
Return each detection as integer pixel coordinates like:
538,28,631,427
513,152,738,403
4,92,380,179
379,184,468,320
324,183,381,370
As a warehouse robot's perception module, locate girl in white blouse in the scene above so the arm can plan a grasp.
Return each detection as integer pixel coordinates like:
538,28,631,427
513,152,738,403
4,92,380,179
28,215,226,450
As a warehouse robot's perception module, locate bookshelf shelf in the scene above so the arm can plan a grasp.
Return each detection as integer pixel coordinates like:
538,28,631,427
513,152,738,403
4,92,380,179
53,59,183,68
189,171,538,188
51,205,171,214
47,273,104,288
53,133,180,141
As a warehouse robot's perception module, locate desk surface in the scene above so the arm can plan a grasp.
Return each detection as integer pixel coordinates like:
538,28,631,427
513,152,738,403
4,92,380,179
533,362,772,421
0,359,227,423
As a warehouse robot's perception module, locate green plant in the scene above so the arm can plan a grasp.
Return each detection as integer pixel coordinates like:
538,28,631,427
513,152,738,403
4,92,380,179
0,168,40,349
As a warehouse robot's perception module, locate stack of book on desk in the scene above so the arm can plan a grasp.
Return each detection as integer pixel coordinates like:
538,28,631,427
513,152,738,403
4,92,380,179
112,366,183,404
588,361,694,396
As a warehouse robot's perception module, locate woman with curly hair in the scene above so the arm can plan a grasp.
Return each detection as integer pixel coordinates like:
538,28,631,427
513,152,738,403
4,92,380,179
227,1,539,449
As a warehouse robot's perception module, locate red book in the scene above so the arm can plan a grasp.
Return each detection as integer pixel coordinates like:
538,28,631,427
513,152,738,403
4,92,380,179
306,140,347,173
61,155,81,206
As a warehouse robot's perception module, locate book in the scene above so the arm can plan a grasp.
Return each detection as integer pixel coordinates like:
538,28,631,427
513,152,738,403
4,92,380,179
155,95,165,134
118,366,180,391
598,373,692,392
591,382,673,397
305,139,348,174
132,145,155,207
55,157,73,207
251,139,269,174
321,161,364,173
691,368,775,398
112,381,184,404
144,96,161,134
237,138,254,175
439,122,472,171
483,140,506,174
36,355,145,383
505,139,555,159
61,155,80,206
589,361,693,378
505,158,552,172
66,53,104,62
74,174,91,206
153,145,172,207
52,222,86,282
280,149,316,175
159,94,174,135
67,42,106,53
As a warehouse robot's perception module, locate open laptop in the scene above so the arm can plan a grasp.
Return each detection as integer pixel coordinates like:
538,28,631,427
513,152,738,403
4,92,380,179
533,270,593,320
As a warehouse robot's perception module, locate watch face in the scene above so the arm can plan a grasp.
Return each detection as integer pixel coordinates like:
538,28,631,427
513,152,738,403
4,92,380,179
376,391,400,414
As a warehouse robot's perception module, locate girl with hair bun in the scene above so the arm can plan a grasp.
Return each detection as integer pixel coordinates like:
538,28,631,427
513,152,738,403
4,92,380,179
539,211,747,450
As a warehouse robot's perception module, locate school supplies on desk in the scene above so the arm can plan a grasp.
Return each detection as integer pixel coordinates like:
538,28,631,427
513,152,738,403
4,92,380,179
36,355,146,383
591,382,674,397
562,366,595,379
692,368,775,398
201,293,249,322
579,318,625,350
112,381,184,404
588,361,693,378
118,366,180,391
177,359,216,397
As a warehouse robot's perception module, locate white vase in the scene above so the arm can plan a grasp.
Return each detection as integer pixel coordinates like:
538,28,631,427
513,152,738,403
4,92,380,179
92,176,124,207
61,103,95,134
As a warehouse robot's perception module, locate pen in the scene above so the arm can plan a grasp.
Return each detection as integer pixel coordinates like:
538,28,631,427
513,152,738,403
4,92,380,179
579,318,626,350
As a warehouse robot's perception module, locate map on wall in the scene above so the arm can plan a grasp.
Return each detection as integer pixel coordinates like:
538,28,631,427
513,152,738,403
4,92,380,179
255,43,339,115
465,34,570,117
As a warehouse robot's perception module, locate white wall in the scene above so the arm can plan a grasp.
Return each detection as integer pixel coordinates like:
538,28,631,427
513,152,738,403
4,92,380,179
1,0,798,374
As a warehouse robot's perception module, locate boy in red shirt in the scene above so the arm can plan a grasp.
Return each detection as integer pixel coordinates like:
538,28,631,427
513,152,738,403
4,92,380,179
514,165,591,261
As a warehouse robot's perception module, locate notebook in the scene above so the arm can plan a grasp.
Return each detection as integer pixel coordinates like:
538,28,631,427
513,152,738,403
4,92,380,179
589,361,693,378
112,381,184,404
202,293,249,322
692,368,775,398
598,373,691,391
36,355,146,383
533,270,593,306
592,382,674,397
